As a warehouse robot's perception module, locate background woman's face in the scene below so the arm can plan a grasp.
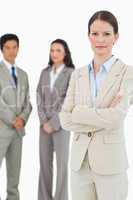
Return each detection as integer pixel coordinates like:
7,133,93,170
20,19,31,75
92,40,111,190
50,43,65,65
89,19,119,57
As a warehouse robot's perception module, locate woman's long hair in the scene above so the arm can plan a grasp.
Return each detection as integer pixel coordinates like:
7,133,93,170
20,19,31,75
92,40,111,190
48,39,75,69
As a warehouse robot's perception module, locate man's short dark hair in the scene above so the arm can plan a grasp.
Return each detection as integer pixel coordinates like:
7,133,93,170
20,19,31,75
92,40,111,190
0,33,19,50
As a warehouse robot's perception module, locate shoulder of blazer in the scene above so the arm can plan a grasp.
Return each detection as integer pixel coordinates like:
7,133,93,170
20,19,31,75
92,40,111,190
116,58,133,73
17,67,27,75
40,65,51,75
78,65,88,72
44,65,51,71
123,64,133,79
72,65,88,78
0,61,7,71
17,67,28,82
43,65,74,75
125,64,133,73
64,66,74,75
37,65,50,80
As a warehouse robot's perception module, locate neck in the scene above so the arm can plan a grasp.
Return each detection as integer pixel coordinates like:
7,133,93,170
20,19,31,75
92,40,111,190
53,62,64,69
4,58,15,65
93,54,112,73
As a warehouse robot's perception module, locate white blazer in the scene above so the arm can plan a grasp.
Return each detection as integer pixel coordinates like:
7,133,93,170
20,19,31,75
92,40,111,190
59,59,133,175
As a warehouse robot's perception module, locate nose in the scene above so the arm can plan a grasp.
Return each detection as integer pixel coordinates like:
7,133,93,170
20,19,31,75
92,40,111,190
96,35,105,43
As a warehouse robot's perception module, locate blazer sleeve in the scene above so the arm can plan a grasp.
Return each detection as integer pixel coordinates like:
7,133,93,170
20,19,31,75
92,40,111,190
72,98,128,130
72,75,130,130
48,111,61,131
123,67,133,105
19,74,32,124
36,70,48,126
124,78,133,105
0,85,16,126
48,69,73,131
59,71,98,133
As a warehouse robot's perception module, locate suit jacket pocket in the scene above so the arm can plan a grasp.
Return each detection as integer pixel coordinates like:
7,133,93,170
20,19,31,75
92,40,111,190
103,133,125,144
70,134,89,171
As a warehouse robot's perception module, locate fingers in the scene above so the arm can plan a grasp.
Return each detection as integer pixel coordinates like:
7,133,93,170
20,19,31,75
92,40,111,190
110,95,123,107
13,121,24,131
43,122,54,134
43,120,56,134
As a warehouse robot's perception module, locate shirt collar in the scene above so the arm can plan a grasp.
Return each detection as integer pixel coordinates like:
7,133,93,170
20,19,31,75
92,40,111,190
103,55,116,72
51,64,65,74
89,55,116,73
3,58,17,71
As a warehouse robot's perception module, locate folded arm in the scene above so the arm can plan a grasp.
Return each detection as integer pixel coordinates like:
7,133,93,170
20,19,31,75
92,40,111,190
59,71,98,133
72,96,129,130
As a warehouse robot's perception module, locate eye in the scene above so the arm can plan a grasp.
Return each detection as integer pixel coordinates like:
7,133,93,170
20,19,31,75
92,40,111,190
104,32,111,36
57,49,61,53
50,49,54,52
91,32,98,36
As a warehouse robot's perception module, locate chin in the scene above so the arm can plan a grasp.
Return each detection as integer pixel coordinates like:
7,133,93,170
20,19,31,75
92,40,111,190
52,60,59,63
95,50,108,56
8,58,15,62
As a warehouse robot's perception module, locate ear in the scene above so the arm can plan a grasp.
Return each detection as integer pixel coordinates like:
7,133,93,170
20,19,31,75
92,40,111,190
114,33,119,43
88,32,91,41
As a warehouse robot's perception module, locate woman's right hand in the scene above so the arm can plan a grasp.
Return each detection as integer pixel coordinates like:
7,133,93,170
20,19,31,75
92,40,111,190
109,94,122,108
43,121,54,134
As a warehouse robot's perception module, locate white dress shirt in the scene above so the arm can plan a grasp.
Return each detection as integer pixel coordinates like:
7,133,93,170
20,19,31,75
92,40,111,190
3,58,17,76
50,64,65,91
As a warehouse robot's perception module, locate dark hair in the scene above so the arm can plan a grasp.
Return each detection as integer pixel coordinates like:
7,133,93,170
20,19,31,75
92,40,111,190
48,39,75,69
88,10,118,34
0,33,19,50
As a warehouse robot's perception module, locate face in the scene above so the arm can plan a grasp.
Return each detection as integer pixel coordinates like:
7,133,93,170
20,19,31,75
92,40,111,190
50,43,66,65
89,19,119,57
2,40,19,64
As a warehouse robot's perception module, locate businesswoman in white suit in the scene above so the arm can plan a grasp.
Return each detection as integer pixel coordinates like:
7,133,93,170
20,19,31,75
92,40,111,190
60,10,133,200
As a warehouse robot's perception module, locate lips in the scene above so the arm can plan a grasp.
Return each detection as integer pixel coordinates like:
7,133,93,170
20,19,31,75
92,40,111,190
52,57,58,60
95,46,107,48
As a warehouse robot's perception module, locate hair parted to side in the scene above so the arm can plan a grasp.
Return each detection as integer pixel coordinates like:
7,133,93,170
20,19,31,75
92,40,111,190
0,33,19,50
88,10,118,34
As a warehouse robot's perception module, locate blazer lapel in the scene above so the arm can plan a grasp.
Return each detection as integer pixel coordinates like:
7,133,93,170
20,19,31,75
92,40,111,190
95,59,127,106
0,61,17,90
16,67,23,107
78,66,93,106
43,67,53,106
53,66,68,90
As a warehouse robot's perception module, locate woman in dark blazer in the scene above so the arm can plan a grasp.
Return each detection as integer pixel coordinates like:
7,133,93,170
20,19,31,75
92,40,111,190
37,39,75,200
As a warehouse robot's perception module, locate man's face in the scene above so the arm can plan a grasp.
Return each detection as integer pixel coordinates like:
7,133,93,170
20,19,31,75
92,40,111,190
2,40,19,64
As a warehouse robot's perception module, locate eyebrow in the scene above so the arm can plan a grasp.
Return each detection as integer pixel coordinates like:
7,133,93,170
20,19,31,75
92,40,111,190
90,30,112,33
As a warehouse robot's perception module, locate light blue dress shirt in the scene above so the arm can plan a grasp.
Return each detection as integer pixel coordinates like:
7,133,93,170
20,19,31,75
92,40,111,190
88,55,117,104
